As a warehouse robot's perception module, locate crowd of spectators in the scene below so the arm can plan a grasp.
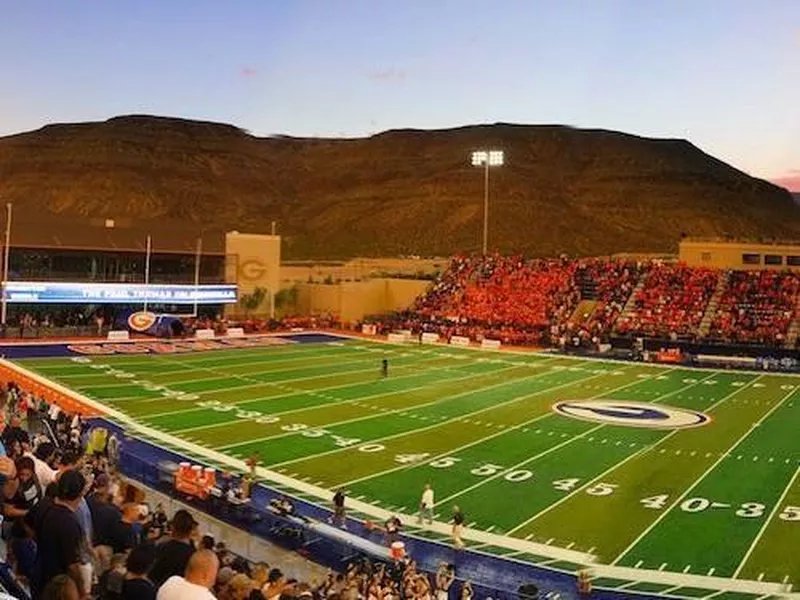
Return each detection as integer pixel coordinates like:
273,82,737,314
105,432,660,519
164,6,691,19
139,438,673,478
370,256,800,348
312,558,469,600
553,259,648,348
0,382,477,600
707,270,799,346
401,254,579,346
614,264,720,340
1,311,109,339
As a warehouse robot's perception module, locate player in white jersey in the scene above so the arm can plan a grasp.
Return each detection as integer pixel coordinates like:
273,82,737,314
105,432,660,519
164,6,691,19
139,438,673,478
418,484,434,524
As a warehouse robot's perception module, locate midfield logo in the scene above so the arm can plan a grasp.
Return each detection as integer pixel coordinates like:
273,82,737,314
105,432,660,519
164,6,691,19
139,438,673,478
553,400,710,429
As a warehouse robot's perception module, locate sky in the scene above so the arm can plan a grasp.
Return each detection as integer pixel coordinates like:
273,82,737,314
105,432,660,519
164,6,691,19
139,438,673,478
1,0,799,189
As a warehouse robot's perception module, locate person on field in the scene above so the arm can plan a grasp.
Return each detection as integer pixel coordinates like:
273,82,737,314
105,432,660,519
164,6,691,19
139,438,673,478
418,484,434,525
381,359,388,378
451,506,465,549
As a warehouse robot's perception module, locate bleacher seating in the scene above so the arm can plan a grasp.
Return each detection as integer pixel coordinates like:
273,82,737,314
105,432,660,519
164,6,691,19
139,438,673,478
614,264,719,339
374,255,799,349
410,254,579,345
707,270,799,346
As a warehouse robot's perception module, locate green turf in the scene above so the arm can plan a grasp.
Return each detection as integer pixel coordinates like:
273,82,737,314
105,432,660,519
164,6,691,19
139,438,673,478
17,339,799,590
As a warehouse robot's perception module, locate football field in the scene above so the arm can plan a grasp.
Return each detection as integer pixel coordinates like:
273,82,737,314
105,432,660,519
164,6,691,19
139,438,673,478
17,337,799,592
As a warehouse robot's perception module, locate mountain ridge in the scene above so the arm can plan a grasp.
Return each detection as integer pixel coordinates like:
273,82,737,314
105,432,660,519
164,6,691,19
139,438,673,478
0,115,797,259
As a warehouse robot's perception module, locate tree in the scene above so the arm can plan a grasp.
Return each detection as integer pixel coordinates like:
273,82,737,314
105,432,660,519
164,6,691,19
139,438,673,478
240,286,268,316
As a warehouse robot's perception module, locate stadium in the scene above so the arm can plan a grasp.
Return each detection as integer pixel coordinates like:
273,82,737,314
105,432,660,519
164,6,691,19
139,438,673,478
0,201,795,600
1,5,799,600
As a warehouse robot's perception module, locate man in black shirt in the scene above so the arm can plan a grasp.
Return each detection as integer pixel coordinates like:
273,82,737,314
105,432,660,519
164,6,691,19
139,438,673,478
381,359,388,378
87,474,123,558
33,469,88,597
122,544,157,600
148,509,198,588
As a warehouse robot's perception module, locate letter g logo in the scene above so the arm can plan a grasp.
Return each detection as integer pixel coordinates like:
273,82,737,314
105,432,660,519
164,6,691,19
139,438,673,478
239,259,267,281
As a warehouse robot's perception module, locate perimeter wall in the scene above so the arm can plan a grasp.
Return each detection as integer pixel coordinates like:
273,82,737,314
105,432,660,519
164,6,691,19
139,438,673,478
291,278,429,322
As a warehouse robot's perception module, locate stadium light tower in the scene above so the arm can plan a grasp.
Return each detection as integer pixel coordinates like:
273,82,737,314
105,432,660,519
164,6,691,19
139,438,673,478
471,150,504,255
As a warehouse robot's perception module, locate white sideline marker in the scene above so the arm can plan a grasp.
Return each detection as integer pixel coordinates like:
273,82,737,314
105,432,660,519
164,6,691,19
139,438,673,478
683,565,691,573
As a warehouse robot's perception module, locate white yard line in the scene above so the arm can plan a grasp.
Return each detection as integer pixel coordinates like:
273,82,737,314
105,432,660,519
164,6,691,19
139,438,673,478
223,360,601,454
731,465,800,579
508,372,762,536
610,383,796,566
172,364,524,435
336,366,663,488
51,346,373,380
436,371,719,507
128,356,466,406
35,342,351,372
142,360,519,420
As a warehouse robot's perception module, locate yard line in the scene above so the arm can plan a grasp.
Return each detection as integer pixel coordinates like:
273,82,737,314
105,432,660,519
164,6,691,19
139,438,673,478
48,346,358,379
268,364,613,470
128,355,466,406
610,381,796,566
219,360,599,452
38,342,352,372
335,366,665,487
731,465,800,578
435,370,718,507
508,372,763,536
147,351,426,386
172,364,523,435
82,355,422,395
142,357,513,419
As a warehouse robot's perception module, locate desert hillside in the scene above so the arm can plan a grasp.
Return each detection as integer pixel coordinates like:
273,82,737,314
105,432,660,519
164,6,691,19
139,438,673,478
0,115,797,258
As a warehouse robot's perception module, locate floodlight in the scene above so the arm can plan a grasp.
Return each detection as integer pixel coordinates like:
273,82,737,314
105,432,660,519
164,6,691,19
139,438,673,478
469,150,505,254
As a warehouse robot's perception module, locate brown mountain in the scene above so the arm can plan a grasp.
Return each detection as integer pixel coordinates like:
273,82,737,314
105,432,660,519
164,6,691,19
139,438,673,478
0,115,797,259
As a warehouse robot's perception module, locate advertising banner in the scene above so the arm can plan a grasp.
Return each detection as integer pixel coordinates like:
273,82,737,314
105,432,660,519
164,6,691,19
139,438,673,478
114,310,184,337
3,282,237,304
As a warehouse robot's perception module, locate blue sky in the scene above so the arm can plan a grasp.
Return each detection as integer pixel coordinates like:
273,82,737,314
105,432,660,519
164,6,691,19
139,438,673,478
1,0,798,188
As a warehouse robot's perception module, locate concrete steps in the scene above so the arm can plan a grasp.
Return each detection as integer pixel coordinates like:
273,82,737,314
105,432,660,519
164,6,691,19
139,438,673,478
620,279,645,320
699,271,729,337
569,300,598,326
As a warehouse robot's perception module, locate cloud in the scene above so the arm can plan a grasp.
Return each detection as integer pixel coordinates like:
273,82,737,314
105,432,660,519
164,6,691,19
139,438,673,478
769,170,800,191
240,67,258,78
366,68,407,82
